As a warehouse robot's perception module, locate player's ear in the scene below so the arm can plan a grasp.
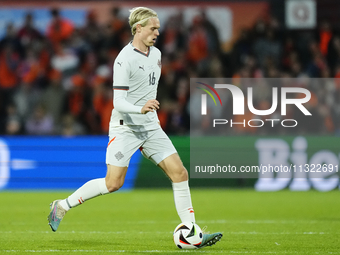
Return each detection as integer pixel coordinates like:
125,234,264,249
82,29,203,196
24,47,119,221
136,24,142,33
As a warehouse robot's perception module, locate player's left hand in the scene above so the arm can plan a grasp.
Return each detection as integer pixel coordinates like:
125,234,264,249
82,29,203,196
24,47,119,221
141,99,160,114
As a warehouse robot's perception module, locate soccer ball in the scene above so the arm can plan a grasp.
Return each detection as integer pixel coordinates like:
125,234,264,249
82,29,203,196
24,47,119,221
173,222,203,249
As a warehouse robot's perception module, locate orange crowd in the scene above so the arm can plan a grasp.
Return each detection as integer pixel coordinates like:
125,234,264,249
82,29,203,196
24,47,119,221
1,7,340,136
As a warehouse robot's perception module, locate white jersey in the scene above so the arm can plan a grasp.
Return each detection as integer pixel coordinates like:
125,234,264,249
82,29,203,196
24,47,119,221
109,42,162,132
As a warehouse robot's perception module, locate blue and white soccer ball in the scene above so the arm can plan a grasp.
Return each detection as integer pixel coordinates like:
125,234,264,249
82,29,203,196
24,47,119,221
173,222,203,249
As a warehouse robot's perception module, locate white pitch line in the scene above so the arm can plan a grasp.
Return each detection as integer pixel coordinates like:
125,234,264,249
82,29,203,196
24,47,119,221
1,250,340,254
226,231,329,235
134,219,323,224
0,231,331,235
0,231,171,234
63,219,324,225
2,251,198,254
196,220,321,224
51,219,324,225
8,219,321,226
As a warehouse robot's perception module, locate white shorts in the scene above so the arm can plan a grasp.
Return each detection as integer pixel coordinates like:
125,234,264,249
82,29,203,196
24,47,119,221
106,126,177,167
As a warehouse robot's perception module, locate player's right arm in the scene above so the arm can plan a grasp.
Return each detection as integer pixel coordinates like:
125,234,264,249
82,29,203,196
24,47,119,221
114,90,159,114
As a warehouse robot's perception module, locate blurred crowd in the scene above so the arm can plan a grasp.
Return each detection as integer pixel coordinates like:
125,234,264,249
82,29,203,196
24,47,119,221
1,6,340,136
215,16,340,135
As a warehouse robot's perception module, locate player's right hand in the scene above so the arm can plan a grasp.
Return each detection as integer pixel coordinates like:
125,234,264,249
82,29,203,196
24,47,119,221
141,99,160,114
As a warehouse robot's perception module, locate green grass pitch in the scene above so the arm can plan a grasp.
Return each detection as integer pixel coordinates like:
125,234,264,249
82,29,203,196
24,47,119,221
0,189,339,254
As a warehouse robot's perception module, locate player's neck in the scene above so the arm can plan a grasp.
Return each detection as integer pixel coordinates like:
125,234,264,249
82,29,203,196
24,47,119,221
132,39,149,53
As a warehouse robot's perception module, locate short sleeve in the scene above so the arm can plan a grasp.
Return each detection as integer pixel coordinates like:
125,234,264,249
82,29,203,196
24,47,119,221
113,58,130,90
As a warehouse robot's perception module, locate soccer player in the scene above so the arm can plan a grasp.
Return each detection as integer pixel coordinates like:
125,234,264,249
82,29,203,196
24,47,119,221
48,7,222,248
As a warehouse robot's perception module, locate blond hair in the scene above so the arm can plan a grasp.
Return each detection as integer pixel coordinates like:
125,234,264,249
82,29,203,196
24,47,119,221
129,7,158,35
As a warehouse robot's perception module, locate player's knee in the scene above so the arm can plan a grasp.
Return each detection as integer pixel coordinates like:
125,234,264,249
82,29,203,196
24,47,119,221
172,167,188,182
107,183,123,193
106,180,124,193
179,168,188,181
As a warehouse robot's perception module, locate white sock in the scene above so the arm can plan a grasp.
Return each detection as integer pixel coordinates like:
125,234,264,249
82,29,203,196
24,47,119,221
59,178,109,211
172,180,195,223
